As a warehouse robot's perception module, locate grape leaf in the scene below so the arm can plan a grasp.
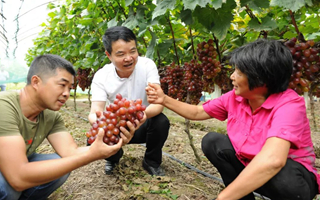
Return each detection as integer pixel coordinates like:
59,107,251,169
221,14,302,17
270,0,312,12
123,7,139,29
146,31,157,58
180,9,193,25
182,0,211,10
248,16,277,31
125,0,134,6
193,0,236,40
152,0,177,20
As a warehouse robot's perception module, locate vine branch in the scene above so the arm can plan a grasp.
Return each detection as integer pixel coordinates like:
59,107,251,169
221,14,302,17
213,34,222,63
167,15,180,65
189,27,195,58
245,5,261,24
289,9,306,42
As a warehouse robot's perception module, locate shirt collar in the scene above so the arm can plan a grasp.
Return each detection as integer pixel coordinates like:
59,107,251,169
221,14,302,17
234,90,283,110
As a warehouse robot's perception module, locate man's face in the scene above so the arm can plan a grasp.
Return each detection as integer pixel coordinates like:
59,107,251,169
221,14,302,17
106,39,139,78
37,68,74,111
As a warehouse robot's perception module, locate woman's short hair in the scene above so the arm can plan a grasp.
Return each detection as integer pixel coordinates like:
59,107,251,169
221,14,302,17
27,54,75,85
229,39,293,95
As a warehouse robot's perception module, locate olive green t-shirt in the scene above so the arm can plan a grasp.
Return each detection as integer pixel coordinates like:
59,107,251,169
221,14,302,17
0,91,68,156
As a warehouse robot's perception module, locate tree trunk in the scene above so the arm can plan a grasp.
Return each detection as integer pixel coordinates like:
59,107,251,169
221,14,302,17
73,87,77,111
309,88,317,131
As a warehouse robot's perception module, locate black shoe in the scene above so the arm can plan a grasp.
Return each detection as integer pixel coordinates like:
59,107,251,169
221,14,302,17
105,160,117,175
142,159,165,176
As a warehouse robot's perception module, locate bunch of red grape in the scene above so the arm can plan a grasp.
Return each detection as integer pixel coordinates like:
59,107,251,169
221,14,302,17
160,39,225,105
284,38,320,95
160,62,184,98
86,93,146,145
197,39,222,93
160,60,203,104
76,68,93,91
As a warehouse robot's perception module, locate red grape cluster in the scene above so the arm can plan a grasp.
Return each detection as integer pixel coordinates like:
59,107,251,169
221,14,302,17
160,62,184,98
160,39,225,105
284,38,320,95
197,39,222,93
160,60,203,105
76,68,93,91
86,93,146,145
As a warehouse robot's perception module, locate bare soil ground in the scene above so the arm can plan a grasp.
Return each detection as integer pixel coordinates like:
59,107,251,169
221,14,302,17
41,98,320,200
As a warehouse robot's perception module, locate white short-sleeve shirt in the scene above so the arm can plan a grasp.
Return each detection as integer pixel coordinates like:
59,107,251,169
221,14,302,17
91,56,160,106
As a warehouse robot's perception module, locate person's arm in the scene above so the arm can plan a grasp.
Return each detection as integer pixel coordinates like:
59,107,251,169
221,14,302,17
216,137,290,200
146,83,211,120
0,129,122,191
145,104,163,119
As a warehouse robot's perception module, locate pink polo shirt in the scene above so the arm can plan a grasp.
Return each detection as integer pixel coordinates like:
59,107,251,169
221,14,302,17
203,89,320,192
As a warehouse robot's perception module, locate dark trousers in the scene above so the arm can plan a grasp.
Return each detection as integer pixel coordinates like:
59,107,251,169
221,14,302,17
201,132,318,200
107,113,170,167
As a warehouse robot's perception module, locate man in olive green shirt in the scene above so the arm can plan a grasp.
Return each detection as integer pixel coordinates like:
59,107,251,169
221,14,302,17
0,54,139,200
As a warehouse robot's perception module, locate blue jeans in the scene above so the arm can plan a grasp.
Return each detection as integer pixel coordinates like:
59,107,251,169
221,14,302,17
0,153,70,200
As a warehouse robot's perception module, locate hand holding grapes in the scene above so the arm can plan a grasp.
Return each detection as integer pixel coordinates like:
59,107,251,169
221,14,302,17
146,83,166,105
88,127,123,159
86,93,147,146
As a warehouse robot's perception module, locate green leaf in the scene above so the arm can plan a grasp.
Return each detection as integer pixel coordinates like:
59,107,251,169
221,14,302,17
211,0,224,9
180,9,193,25
108,17,118,28
270,0,312,12
79,18,93,25
146,31,157,58
248,16,277,31
123,7,139,29
157,39,173,57
193,0,236,40
182,0,211,10
152,0,177,20
125,0,134,6
283,31,297,39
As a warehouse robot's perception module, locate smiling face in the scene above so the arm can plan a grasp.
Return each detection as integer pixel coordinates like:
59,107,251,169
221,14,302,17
230,67,268,101
36,68,74,111
106,39,139,78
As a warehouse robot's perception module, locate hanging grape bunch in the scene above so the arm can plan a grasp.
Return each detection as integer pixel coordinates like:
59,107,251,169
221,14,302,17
197,39,222,93
284,38,320,95
86,93,146,145
181,59,204,104
160,62,184,99
76,68,93,91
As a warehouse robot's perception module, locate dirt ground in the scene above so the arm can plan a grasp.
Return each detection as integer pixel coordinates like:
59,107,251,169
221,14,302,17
42,98,320,200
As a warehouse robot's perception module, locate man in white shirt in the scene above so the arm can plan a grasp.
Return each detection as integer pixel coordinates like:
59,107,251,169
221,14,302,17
88,26,170,176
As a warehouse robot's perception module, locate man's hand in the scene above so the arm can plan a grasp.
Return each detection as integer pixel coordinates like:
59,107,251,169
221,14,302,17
89,128,123,159
145,83,166,105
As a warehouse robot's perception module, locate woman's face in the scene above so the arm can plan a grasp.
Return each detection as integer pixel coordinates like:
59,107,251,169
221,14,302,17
230,68,250,97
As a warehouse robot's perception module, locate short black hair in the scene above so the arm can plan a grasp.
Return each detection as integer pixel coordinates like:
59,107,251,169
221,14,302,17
27,54,76,85
102,26,137,54
229,39,293,95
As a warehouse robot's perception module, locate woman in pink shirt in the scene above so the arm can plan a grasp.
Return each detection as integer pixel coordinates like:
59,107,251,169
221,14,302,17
146,39,319,200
